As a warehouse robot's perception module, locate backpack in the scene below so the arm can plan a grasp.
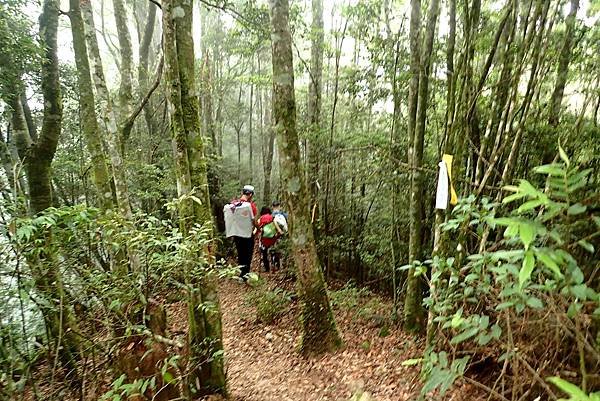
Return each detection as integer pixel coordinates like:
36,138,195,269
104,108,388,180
273,213,288,233
261,222,277,238
223,200,254,238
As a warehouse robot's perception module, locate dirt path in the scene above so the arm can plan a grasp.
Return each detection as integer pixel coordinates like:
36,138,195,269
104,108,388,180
218,275,424,401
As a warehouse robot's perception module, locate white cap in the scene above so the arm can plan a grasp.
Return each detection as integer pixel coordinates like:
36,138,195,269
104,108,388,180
242,185,255,194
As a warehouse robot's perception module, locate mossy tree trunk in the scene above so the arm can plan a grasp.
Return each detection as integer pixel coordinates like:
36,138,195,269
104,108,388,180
137,1,158,140
162,0,226,395
307,0,323,217
81,0,139,272
269,0,342,355
68,0,114,211
112,0,134,147
8,0,83,378
404,0,440,334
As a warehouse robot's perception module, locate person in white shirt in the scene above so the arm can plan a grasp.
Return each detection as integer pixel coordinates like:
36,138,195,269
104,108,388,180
224,185,258,281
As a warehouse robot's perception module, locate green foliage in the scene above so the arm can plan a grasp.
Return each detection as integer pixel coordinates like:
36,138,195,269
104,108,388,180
0,0,40,94
423,151,599,397
245,284,292,324
420,350,470,398
548,377,600,401
330,282,387,323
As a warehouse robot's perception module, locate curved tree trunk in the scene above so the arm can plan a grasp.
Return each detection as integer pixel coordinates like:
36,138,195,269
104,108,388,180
269,0,342,354
138,1,159,140
12,0,83,379
112,0,134,139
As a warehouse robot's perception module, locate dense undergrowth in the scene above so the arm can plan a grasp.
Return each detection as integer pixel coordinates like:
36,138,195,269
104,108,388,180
411,150,600,399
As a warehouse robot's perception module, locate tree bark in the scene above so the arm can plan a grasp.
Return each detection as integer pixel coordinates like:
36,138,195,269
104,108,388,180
112,0,134,135
307,0,323,207
548,0,579,127
269,0,342,354
69,0,114,211
82,0,140,273
404,0,440,334
163,0,226,394
138,1,158,139
14,0,83,379
262,90,275,203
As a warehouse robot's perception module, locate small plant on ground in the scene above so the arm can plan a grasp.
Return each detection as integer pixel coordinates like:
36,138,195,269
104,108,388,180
245,285,292,324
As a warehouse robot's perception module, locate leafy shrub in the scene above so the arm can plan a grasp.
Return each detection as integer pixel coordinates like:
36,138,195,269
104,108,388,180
417,149,600,399
245,286,292,324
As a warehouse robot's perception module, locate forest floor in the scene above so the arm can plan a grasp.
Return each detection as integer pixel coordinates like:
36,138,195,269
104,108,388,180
210,271,482,401
22,269,482,401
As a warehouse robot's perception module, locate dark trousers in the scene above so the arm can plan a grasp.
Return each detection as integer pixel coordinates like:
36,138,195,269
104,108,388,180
260,245,280,272
234,236,254,279
260,245,271,272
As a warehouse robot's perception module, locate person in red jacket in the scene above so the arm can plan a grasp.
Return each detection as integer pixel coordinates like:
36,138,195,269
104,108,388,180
257,206,282,272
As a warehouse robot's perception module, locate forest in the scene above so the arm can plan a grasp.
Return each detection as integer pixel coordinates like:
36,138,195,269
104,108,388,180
0,0,599,399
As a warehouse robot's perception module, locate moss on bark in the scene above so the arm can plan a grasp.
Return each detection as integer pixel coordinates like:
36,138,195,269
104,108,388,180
269,0,342,354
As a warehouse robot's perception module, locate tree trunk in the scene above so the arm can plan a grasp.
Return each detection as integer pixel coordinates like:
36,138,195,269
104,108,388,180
12,0,82,379
548,0,579,127
249,58,254,180
404,0,440,334
269,0,342,354
307,0,323,208
138,1,158,139
262,90,275,203
163,0,226,395
82,0,140,273
69,0,114,211
112,0,134,141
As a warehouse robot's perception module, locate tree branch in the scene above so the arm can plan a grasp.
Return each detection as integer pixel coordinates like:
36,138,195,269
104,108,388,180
121,55,164,141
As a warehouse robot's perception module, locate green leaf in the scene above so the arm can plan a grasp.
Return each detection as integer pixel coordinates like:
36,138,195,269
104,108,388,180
577,240,595,253
526,297,543,309
401,358,423,366
536,250,563,279
571,284,588,300
518,199,545,213
558,145,570,167
547,377,587,398
162,371,174,383
519,223,536,249
533,164,565,176
518,179,540,197
491,324,502,339
519,250,535,289
503,192,526,204
450,327,480,345
496,301,514,311
567,203,587,216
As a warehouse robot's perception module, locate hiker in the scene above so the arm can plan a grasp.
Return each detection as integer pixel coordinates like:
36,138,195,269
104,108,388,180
257,206,283,272
271,200,288,229
223,185,258,280
268,201,289,271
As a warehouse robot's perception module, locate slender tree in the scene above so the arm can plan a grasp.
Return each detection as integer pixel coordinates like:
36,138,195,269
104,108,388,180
113,0,134,129
404,0,440,333
81,0,140,272
269,0,342,354
163,0,226,393
307,0,323,207
69,0,114,210
548,0,579,127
